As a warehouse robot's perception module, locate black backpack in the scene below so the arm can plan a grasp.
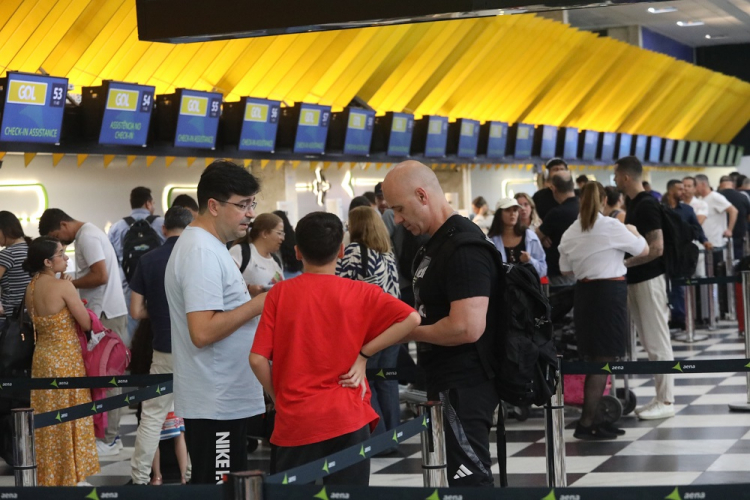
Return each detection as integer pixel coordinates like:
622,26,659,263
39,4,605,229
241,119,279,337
226,240,282,273
660,204,699,279
437,232,558,407
121,215,161,284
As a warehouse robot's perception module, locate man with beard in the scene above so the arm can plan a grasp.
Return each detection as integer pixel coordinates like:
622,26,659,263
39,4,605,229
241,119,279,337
164,160,267,483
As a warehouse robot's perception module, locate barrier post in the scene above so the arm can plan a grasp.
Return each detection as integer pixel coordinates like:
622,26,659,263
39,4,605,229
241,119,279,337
418,401,448,488
706,250,717,331
11,408,36,487
544,356,567,488
226,470,265,500
725,239,736,321
675,284,708,343
728,271,750,411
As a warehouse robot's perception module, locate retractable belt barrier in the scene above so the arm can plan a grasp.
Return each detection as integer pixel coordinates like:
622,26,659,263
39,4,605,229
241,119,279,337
562,358,750,375
0,484,218,499
671,275,740,287
365,366,423,382
0,374,173,391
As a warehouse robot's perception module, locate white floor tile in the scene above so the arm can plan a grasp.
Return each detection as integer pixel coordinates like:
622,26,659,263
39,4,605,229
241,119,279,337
689,394,749,405
657,414,750,428
719,376,748,386
705,343,747,351
633,386,714,397
742,430,750,440
570,472,701,487
707,454,750,472
368,474,423,487
616,439,736,456
370,458,405,474
499,455,610,474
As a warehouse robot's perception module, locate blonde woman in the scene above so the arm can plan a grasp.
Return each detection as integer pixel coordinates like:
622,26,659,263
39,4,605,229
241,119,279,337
336,206,401,436
514,192,542,231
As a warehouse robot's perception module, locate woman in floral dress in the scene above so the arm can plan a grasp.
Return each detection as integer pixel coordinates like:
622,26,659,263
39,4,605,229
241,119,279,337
23,237,100,486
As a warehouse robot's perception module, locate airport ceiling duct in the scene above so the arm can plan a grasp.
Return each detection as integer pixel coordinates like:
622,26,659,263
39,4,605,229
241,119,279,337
135,0,666,43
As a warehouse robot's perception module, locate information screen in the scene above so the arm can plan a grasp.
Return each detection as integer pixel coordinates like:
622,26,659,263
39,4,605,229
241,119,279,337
387,113,414,157
563,128,578,159
634,135,647,161
99,82,155,146
696,141,709,165
673,140,686,164
294,103,331,154
600,132,616,161
716,144,728,166
617,133,632,159
0,72,67,144
514,123,533,159
685,141,698,164
174,90,222,149
457,119,480,158
648,137,662,163
239,98,281,152
661,139,674,163
343,109,375,155
424,115,449,157
486,122,508,159
582,130,598,160
540,125,557,159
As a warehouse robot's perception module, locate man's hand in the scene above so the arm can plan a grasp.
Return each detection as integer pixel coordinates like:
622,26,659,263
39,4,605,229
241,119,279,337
704,241,713,251
723,229,733,238
519,251,530,263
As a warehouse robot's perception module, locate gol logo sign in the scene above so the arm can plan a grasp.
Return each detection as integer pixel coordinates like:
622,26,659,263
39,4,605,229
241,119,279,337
181,96,208,117
245,103,269,122
7,80,48,106
299,109,320,127
106,89,139,111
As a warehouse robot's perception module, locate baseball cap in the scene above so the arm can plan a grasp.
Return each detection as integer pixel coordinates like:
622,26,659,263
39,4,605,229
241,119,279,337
496,198,520,211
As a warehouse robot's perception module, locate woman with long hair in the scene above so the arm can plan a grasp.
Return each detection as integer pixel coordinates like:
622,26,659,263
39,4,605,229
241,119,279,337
336,206,401,435
514,192,542,231
229,213,285,296
272,210,303,279
23,237,100,485
487,198,547,278
558,182,648,440
0,211,33,329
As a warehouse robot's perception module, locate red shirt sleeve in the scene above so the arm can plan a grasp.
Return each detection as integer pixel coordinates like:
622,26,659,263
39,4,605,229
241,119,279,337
362,285,416,344
251,286,278,359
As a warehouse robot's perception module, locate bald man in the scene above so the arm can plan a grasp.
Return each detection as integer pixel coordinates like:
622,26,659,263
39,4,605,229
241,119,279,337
382,161,504,487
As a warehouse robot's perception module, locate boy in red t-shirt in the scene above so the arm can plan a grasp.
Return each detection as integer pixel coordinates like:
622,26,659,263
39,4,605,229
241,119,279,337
250,212,420,485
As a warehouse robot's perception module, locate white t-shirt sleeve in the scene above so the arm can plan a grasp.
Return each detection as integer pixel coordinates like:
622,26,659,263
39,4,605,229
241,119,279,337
694,200,709,217
712,193,732,213
78,230,106,267
181,248,228,313
228,244,243,269
610,221,647,256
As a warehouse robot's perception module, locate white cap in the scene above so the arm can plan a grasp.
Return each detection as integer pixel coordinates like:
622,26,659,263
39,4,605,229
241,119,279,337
495,198,520,211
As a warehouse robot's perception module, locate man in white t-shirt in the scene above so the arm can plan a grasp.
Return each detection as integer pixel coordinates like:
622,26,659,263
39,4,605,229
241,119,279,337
165,160,266,484
39,209,128,456
695,174,738,249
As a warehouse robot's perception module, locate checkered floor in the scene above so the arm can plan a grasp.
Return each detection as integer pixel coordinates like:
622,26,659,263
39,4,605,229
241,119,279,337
2,322,749,488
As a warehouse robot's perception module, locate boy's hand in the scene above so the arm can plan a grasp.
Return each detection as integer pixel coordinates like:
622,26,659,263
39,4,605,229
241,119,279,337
339,355,367,396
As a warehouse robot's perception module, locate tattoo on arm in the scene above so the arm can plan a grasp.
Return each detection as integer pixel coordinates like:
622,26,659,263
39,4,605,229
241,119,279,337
625,229,664,268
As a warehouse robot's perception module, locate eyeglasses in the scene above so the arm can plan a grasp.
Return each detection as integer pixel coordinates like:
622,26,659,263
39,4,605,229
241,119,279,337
216,199,257,212
273,230,285,237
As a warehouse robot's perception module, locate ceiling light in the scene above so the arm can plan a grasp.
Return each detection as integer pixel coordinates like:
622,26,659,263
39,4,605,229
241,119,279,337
677,21,705,27
705,34,728,39
648,6,677,13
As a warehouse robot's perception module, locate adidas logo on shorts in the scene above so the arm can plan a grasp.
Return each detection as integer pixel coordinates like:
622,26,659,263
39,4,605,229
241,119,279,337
453,464,473,479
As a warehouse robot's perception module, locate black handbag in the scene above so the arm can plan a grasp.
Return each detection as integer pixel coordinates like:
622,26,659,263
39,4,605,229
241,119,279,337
0,305,35,376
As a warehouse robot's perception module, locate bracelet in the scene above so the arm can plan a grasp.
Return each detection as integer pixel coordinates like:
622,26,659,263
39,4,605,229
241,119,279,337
359,350,371,359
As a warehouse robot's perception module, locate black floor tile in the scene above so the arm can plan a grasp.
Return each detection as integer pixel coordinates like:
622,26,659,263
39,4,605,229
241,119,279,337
512,441,631,457
504,430,546,443
375,458,430,475
726,440,750,454
706,385,748,394
506,473,585,487
615,417,665,428
593,455,720,473
641,426,750,440
676,404,737,415
692,471,750,484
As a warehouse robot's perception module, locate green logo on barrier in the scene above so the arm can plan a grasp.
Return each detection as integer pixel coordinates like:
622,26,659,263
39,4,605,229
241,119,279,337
85,488,99,500
422,415,428,427
665,487,682,500
322,460,330,474
602,363,612,373
282,474,288,485
426,490,440,500
314,487,329,500
50,379,58,388
673,362,683,373
376,370,386,379
745,361,750,369
91,403,97,413
392,430,399,443
109,377,118,387
55,412,62,423
156,386,162,395
541,489,556,500
359,445,366,458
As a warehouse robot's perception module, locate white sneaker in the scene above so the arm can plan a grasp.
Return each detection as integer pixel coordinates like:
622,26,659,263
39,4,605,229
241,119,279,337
637,401,675,420
634,398,657,416
96,436,122,457
76,481,94,487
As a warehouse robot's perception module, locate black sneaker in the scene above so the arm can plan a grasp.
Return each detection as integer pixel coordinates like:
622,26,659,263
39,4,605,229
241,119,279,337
601,421,626,436
573,421,618,441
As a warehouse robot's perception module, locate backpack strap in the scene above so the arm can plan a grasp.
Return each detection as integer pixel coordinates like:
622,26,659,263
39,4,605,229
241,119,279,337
124,217,136,227
145,215,158,224
358,243,369,280
240,241,251,274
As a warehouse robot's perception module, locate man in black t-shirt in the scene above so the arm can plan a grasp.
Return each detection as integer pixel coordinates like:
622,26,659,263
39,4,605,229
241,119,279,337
615,156,675,421
382,161,503,488
532,158,569,220
718,176,750,259
538,172,579,286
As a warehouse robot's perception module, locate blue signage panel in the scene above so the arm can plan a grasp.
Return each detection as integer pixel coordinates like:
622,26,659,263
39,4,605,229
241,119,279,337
174,89,222,149
563,128,578,159
424,115,449,157
582,130,598,160
634,135,647,161
648,137,662,163
617,133,632,159
387,113,414,157
1,72,67,144
514,123,534,159
343,109,375,156
661,139,674,163
239,98,281,152
457,119,480,158
600,132,616,161
294,103,331,154
540,125,557,159
486,121,508,159
99,81,155,146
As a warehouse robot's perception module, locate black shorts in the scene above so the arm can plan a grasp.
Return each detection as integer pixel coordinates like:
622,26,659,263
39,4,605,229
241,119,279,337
183,417,249,484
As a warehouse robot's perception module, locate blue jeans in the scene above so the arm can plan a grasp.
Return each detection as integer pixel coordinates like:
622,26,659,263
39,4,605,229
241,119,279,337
668,285,685,323
367,345,401,435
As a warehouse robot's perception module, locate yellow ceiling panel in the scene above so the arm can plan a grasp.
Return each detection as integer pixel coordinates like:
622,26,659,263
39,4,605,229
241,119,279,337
214,38,276,100
147,42,203,93
170,41,229,92
0,0,53,72
0,0,25,28
228,34,303,99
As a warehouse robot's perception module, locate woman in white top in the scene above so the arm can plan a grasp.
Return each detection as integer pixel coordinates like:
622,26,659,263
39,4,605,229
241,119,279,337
559,182,648,441
229,213,285,297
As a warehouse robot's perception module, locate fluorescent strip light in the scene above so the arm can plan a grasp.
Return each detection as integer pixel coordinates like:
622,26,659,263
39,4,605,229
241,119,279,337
677,21,705,26
648,7,677,13
705,34,728,39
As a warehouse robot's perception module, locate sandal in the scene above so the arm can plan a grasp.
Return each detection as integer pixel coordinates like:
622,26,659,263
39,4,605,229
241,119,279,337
150,476,163,486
